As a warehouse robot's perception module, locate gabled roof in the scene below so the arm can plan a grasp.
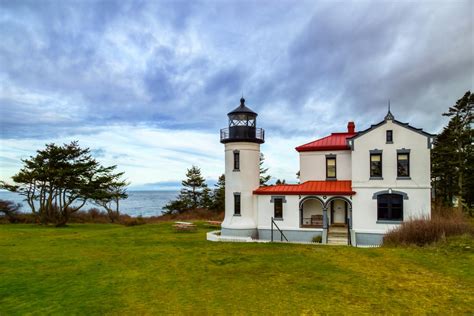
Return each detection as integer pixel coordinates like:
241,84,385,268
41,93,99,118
295,132,356,152
348,119,436,142
253,180,355,196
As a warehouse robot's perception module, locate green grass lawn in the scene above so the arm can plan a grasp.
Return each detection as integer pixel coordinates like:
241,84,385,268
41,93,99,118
0,223,472,314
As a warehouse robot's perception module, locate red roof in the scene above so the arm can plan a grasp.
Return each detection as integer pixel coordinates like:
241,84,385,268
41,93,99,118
253,180,355,196
295,132,356,152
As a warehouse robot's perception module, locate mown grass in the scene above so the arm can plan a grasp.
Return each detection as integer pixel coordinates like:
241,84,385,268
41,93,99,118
0,223,473,314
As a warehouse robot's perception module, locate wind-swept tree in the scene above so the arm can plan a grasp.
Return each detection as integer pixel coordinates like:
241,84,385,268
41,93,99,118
1,141,128,226
0,200,21,223
91,174,129,223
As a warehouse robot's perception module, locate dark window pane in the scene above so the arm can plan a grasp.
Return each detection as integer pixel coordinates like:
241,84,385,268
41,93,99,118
234,194,241,215
370,154,382,177
386,130,393,142
377,194,403,221
397,153,409,177
234,152,240,170
274,198,283,218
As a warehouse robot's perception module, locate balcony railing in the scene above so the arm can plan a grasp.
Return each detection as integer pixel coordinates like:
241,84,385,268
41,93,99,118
220,127,265,143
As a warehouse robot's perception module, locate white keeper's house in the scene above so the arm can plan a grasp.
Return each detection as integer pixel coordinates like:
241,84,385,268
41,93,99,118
218,97,435,246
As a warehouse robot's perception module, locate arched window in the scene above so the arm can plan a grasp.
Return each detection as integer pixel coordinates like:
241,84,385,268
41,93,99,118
377,194,403,221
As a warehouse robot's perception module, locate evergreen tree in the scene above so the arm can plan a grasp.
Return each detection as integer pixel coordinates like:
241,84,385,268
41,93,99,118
201,187,213,210
181,165,208,209
275,179,286,185
211,174,225,211
259,153,271,186
432,91,473,214
164,165,208,213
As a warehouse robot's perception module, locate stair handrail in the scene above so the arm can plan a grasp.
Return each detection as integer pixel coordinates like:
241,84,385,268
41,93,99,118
271,217,289,242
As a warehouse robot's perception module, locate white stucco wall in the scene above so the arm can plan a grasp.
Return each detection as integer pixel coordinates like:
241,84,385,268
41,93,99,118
350,120,432,233
222,142,260,230
351,120,431,188
256,195,300,230
352,188,431,233
299,150,352,182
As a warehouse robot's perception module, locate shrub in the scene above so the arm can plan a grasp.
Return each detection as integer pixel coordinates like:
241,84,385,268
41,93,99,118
383,213,473,247
120,215,146,227
312,235,322,243
70,208,110,224
0,200,21,223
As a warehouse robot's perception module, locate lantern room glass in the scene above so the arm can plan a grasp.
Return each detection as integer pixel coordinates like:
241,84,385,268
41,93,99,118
229,114,256,127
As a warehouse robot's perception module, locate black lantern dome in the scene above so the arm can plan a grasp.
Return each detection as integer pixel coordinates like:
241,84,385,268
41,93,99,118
220,97,265,144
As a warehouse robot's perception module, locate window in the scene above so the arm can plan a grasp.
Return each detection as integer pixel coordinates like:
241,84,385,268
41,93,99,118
326,156,336,179
397,153,410,177
233,151,240,170
377,194,403,221
386,130,393,143
234,193,241,215
370,153,382,178
274,198,283,219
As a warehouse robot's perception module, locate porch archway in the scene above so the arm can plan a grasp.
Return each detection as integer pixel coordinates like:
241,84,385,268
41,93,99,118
299,196,325,228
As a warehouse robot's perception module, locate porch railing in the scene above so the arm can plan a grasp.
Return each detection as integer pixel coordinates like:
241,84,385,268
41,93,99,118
271,217,288,242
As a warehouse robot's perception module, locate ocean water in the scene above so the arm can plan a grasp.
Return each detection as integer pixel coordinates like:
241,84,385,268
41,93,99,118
0,190,179,217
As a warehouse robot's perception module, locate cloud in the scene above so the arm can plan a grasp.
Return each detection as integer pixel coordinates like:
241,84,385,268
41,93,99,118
0,0,472,185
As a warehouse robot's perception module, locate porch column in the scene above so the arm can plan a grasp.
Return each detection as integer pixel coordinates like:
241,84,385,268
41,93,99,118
348,206,352,229
323,207,328,229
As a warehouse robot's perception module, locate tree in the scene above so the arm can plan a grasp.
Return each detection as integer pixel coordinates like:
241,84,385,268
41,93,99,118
0,200,21,223
259,153,271,186
432,91,473,214
201,187,213,210
164,165,208,213
275,179,286,185
92,175,129,223
0,141,128,226
181,165,208,210
211,174,225,211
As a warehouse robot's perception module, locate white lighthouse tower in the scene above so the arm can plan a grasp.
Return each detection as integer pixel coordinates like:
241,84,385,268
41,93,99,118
220,97,264,238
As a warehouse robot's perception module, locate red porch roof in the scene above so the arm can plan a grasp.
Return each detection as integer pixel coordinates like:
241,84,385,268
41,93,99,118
253,180,355,196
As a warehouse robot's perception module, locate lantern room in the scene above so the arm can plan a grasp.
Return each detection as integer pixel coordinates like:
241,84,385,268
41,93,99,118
220,97,265,144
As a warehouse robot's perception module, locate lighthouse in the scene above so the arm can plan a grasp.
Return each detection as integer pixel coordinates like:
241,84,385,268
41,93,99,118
220,97,264,238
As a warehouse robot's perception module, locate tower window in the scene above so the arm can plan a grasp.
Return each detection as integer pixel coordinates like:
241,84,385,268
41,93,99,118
370,153,382,178
234,193,241,216
386,130,393,143
326,156,336,179
397,153,410,177
233,151,240,171
274,198,283,219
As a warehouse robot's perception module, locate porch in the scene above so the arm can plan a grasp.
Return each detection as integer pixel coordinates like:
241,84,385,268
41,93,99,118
300,196,351,228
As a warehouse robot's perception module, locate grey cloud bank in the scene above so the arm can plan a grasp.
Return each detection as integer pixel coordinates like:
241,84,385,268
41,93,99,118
0,0,472,185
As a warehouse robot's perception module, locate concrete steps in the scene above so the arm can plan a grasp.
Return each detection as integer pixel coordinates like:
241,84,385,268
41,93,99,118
327,226,349,246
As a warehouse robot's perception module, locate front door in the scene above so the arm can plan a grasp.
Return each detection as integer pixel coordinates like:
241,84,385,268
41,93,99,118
331,200,346,224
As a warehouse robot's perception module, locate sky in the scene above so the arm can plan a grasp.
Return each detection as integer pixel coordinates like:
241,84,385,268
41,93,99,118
0,0,473,190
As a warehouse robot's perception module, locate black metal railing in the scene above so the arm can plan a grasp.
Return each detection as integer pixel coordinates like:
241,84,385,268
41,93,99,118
220,127,264,143
271,217,288,242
